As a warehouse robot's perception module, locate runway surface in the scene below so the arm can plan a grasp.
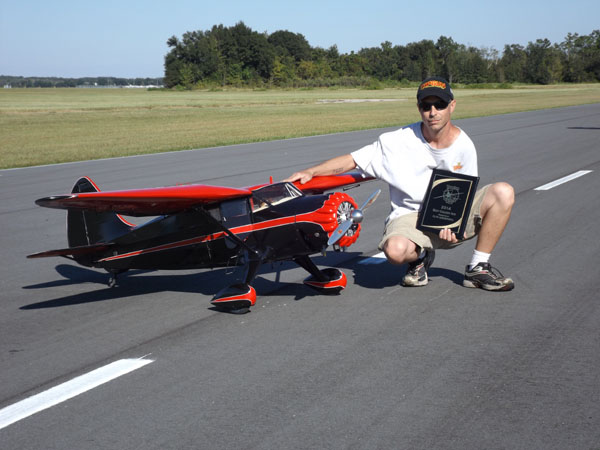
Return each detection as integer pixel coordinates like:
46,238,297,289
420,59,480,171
1,104,599,449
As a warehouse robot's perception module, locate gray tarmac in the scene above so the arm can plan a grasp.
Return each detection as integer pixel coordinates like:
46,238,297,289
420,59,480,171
1,104,599,449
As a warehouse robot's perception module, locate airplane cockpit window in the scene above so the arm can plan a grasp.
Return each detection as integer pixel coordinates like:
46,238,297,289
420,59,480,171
205,205,221,222
251,182,304,211
220,198,250,226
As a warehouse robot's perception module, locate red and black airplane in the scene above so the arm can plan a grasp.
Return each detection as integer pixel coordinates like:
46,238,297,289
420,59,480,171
28,172,379,313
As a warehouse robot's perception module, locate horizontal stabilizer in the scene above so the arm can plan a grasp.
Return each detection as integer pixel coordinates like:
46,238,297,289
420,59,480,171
27,243,113,259
35,184,253,216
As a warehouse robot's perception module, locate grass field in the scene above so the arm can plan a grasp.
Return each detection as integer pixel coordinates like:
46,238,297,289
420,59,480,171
1,84,599,169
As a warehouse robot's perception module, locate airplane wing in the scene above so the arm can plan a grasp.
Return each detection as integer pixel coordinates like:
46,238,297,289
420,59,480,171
244,171,375,194
290,171,375,194
35,184,253,216
35,172,373,216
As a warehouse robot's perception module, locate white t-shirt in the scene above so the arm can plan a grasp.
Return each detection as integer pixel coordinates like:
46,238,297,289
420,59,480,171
351,122,478,222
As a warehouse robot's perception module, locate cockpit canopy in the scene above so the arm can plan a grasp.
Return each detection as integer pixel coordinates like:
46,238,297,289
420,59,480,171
251,182,304,211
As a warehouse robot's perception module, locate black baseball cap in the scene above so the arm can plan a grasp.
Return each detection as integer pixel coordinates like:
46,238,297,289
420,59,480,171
417,77,454,103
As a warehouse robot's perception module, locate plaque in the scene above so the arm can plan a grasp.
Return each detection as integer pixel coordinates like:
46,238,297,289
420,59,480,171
416,169,480,239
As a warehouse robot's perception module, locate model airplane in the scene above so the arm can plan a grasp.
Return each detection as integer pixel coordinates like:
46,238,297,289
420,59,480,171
28,172,379,314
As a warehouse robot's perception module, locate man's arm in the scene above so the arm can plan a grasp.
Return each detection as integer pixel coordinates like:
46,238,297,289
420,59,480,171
284,154,357,184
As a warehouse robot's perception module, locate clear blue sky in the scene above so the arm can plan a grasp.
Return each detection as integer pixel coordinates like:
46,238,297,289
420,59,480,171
1,0,598,78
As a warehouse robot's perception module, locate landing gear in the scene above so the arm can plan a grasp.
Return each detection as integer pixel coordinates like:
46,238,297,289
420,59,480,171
211,253,347,313
294,255,347,294
106,269,128,288
210,283,257,314
211,252,262,314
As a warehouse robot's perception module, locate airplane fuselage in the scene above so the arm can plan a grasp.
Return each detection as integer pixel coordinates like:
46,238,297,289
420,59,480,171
77,194,333,271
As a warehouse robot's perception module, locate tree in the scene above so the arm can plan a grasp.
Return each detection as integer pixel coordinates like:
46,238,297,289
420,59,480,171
268,30,311,62
500,44,527,82
270,55,296,85
525,39,563,84
452,46,490,83
297,60,318,79
228,22,275,80
561,30,600,82
163,24,599,87
339,51,367,77
357,42,403,80
405,40,438,80
163,22,275,87
436,36,460,82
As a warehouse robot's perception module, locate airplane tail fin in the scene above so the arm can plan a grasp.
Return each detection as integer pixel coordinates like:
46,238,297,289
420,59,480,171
67,177,134,247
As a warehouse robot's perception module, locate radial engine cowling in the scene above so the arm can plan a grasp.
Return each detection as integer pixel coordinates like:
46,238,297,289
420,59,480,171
309,192,361,248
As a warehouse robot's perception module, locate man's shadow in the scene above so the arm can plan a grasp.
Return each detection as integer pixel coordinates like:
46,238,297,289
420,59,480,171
345,258,464,289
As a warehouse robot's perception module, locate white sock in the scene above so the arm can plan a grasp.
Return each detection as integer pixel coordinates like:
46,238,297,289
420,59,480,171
469,249,490,270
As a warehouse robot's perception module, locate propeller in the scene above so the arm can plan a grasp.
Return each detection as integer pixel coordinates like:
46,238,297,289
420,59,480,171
327,189,381,246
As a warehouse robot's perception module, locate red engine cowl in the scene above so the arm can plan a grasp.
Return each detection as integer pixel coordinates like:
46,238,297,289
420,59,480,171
308,192,361,248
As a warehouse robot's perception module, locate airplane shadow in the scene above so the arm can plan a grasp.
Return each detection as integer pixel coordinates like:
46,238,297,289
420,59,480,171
20,255,464,310
21,264,244,310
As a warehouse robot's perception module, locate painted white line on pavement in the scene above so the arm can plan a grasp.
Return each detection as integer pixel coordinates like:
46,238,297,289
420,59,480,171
358,251,387,265
534,170,592,191
0,358,154,430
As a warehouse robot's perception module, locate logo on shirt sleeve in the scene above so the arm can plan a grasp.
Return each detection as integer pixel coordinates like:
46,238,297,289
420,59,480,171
453,162,463,171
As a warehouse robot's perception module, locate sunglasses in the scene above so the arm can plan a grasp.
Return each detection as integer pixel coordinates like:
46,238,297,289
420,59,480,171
419,100,450,111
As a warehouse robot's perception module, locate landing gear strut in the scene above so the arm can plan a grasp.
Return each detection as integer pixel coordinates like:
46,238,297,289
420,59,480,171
211,253,262,314
106,269,128,288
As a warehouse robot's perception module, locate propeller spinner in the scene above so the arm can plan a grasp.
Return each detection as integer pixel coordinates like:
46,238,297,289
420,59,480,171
327,189,381,247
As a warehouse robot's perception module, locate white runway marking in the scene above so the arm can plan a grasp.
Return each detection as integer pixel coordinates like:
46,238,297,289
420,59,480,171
358,252,387,265
0,358,154,430
534,170,592,191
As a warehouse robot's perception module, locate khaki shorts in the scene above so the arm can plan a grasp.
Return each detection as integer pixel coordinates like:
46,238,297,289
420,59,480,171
379,184,490,251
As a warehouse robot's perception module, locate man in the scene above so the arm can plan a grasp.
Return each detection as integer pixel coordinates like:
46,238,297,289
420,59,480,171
285,76,515,291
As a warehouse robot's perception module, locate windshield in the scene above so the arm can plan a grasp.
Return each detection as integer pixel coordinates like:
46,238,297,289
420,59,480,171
251,182,303,211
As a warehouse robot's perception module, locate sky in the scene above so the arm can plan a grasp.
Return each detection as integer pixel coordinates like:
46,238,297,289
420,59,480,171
1,0,598,78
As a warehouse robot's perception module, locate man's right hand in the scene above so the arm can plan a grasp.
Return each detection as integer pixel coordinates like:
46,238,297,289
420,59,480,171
284,170,314,184
284,154,357,185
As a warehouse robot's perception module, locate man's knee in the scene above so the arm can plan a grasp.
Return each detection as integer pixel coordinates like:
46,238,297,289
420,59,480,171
383,236,417,265
483,182,514,214
490,182,515,209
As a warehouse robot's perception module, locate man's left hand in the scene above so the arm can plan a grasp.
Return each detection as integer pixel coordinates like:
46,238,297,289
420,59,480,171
439,228,458,243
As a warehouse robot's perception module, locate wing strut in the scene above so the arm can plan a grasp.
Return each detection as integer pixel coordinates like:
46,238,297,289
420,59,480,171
193,207,259,257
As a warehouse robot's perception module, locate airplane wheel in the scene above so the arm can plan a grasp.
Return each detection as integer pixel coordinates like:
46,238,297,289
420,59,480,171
303,268,347,295
211,283,256,314
106,269,128,288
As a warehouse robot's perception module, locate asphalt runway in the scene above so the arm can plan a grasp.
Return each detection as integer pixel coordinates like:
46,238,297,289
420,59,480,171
1,104,599,449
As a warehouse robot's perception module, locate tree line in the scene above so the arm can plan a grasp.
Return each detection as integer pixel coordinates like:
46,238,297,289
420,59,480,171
164,22,600,88
1,76,164,88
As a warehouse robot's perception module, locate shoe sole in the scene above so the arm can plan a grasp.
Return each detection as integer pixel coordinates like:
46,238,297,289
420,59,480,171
402,271,429,287
463,279,514,291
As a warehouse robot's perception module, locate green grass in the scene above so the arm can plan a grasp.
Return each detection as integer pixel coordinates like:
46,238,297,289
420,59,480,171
1,84,599,169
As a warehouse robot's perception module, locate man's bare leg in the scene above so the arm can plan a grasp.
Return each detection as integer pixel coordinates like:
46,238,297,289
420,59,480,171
383,235,420,265
384,235,435,287
475,182,515,253
464,182,515,291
